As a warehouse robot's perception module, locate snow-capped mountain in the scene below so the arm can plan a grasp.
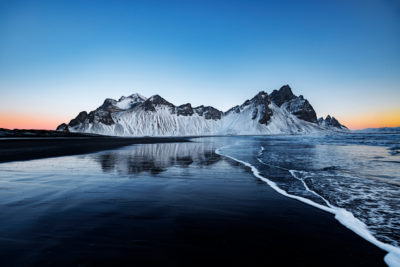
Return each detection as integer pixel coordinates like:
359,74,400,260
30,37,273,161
318,115,348,130
57,85,348,136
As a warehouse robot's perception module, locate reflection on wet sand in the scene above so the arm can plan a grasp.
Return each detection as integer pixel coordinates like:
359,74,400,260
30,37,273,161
93,142,222,175
0,136,388,266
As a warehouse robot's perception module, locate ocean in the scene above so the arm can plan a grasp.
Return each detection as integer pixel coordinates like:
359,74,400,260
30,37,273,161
215,133,400,265
0,133,398,266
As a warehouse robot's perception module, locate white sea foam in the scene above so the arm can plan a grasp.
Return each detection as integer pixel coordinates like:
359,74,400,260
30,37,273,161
215,145,400,267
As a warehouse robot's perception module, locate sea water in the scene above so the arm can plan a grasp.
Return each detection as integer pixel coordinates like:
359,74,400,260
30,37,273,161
0,134,398,265
216,133,400,266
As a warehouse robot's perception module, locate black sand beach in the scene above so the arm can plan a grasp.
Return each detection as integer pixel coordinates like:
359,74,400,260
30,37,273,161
0,138,387,266
0,136,190,163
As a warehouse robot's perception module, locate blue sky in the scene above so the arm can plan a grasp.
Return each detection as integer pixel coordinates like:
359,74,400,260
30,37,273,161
0,0,399,129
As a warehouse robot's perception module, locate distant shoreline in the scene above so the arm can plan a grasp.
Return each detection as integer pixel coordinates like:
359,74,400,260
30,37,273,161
0,137,388,266
2,127,399,164
0,128,105,138
0,136,191,163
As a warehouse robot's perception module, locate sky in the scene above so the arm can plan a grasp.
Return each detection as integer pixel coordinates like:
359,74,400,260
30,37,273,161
0,0,399,130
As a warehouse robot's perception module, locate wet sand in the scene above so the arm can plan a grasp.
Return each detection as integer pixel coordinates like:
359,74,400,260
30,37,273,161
0,140,387,266
0,137,190,163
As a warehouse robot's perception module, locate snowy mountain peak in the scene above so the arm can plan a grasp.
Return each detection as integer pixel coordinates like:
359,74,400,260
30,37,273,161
100,98,117,109
194,106,223,120
283,96,318,123
147,95,174,106
318,115,348,130
128,93,147,100
97,93,148,111
250,91,269,104
270,85,296,107
228,91,270,114
268,85,318,123
118,93,147,103
143,95,175,112
68,111,89,127
57,86,348,136
176,103,194,116
233,91,273,125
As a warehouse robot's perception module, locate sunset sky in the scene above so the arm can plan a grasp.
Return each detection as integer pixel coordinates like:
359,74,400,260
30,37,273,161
0,0,399,130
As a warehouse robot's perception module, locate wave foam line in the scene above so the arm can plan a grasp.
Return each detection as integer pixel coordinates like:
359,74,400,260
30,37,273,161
216,146,400,267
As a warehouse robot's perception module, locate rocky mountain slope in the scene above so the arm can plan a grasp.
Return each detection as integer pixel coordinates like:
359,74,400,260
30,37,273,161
57,85,347,136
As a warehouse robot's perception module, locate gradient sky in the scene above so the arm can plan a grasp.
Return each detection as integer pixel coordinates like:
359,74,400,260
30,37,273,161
0,0,399,130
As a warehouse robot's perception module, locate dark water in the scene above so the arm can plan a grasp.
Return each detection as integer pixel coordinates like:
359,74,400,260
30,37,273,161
0,135,397,266
216,133,400,265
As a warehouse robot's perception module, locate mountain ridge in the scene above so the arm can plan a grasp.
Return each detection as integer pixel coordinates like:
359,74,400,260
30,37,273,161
57,85,348,136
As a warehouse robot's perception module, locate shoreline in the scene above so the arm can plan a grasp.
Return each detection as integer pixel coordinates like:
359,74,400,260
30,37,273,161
217,146,400,266
0,140,387,266
0,137,394,266
0,136,191,163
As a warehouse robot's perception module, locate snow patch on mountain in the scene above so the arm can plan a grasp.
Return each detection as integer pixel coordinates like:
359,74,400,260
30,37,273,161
115,93,147,110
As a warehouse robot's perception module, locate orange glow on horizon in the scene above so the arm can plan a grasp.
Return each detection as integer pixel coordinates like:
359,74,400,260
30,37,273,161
1,110,399,131
0,112,65,130
340,108,400,130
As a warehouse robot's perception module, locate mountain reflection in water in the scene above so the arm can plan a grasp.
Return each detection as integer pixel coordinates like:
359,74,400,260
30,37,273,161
93,142,222,175
0,136,390,266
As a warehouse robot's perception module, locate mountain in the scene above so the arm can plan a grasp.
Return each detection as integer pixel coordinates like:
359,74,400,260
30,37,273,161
57,85,347,136
317,115,348,130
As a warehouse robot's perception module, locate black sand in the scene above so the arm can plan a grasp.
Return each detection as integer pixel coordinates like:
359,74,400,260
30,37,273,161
0,137,190,163
0,139,387,266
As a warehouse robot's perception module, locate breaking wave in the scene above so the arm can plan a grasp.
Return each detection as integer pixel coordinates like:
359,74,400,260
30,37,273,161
216,144,400,267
